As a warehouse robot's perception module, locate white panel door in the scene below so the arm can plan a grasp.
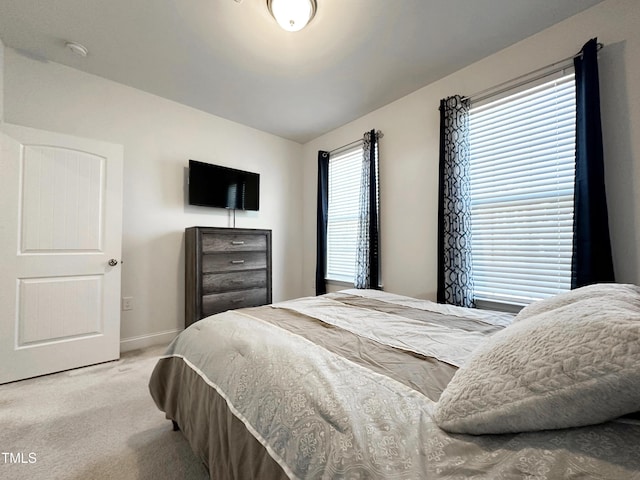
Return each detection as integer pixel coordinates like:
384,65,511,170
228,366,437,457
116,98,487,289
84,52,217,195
0,124,123,384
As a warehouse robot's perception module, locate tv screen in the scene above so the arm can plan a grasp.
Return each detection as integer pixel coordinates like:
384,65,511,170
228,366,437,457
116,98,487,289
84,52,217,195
188,160,260,211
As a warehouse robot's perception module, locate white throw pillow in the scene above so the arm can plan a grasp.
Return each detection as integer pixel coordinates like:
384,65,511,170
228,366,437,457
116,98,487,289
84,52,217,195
514,283,640,322
434,284,640,434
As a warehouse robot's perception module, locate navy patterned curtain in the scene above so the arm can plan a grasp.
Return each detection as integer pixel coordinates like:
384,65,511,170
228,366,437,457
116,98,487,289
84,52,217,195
437,96,475,307
355,130,380,289
571,38,615,288
315,150,330,295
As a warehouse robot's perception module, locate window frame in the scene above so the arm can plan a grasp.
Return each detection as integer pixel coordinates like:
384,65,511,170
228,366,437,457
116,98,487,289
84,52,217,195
467,71,577,306
325,144,364,284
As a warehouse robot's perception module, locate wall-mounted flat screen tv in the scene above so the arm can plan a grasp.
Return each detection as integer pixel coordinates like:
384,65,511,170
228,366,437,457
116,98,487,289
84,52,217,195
188,160,260,211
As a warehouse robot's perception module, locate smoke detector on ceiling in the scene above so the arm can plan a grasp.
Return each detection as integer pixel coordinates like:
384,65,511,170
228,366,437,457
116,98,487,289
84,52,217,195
65,41,88,57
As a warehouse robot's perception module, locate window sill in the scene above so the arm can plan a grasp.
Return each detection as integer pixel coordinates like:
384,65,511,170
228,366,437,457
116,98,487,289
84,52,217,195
474,298,524,314
325,279,385,293
325,279,354,288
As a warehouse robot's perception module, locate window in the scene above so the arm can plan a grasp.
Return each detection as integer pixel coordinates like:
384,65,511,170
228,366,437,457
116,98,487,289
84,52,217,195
468,73,576,305
326,145,363,283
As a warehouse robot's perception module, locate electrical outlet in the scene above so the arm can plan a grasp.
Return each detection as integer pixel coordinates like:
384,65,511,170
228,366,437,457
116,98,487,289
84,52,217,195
122,297,134,311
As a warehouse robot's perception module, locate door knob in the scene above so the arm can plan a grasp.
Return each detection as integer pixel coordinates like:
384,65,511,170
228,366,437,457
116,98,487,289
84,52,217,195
108,259,119,266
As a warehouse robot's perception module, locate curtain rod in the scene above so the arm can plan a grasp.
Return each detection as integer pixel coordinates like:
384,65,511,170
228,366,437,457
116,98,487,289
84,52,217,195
328,130,384,154
463,42,603,104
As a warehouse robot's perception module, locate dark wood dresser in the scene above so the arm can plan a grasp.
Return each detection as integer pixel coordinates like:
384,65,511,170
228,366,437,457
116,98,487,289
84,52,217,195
185,227,272,327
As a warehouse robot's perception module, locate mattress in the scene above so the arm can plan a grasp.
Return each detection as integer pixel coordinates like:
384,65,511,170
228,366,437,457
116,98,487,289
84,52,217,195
149,289,640,479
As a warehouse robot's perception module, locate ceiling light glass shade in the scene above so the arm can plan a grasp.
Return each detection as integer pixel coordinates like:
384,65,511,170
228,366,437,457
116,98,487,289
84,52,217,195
267,0,317,32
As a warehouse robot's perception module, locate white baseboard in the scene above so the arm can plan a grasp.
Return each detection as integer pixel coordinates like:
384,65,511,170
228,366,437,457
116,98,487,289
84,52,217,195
120,328,182,353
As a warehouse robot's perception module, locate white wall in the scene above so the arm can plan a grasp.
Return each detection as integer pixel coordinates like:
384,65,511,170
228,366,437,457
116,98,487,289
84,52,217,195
302,0,640,299
3,49,304,350
0,38,4,122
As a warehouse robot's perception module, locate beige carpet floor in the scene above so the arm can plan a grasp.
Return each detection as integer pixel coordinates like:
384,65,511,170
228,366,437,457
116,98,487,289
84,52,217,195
0,345,209,480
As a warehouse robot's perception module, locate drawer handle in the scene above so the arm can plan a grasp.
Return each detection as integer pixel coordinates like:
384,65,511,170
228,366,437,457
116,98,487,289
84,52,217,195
231,241,245,245
231,299,243,303
231,260,245,264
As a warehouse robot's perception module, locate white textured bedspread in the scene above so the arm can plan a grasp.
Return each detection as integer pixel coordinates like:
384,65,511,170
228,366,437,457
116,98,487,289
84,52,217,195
150,291,640,479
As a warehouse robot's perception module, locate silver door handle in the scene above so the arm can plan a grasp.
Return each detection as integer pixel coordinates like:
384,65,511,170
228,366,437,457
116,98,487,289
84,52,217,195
108,259,119,266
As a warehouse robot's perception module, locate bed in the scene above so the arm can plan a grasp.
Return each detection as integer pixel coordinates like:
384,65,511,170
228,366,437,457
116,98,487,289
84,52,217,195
149,286,640,479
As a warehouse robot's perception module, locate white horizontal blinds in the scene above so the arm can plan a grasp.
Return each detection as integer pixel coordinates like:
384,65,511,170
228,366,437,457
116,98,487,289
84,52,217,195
326,146,363,283
468,73,576,305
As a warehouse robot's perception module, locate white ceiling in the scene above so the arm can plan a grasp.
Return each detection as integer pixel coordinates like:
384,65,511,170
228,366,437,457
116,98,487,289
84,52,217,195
0,0,603,143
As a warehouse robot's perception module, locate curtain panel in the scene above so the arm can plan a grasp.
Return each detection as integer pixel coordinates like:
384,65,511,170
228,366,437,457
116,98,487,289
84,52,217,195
437,96,475,307
315,151,330,295
355,130,381,289
571,38,615,288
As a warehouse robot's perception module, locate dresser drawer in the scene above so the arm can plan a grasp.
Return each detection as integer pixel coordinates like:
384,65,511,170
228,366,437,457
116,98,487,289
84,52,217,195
202,288,268,316
201,233,267,253
202,270,267,294
202,252,267,273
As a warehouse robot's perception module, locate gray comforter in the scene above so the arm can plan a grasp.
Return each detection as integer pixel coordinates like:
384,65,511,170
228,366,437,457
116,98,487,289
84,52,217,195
149,290,640,479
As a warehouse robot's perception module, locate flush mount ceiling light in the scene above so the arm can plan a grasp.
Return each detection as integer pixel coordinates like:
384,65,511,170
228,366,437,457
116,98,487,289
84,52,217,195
65,41,88,57
267,0,316,32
